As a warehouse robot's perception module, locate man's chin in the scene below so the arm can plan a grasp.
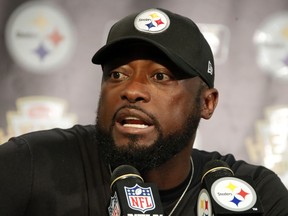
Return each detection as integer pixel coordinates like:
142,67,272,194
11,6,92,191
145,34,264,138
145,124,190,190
105,144,165,173
96,130,194,173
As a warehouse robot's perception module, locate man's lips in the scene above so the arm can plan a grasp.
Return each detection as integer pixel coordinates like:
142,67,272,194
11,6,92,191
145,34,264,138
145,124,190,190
114,108,154,130
112,107,158,144
121,117,150,128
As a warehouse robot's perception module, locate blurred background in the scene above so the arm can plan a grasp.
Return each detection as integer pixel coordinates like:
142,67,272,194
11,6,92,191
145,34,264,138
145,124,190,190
0,0,287,187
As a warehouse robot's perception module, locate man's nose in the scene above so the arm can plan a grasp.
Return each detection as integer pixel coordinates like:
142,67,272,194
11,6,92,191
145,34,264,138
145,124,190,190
120,79,151,103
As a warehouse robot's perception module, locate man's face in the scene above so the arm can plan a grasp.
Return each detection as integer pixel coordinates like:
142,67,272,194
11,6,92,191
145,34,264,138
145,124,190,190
95,48,205,172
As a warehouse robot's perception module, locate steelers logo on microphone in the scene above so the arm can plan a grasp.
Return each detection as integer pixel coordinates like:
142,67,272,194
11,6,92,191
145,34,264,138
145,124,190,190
211,177,257,211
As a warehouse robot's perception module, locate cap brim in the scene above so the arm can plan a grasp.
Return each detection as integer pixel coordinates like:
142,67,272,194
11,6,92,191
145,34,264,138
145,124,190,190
92,37,199,78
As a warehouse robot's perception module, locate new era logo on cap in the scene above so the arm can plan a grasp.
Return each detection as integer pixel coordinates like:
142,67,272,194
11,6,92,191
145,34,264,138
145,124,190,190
207,61,213,75
134,9,170,34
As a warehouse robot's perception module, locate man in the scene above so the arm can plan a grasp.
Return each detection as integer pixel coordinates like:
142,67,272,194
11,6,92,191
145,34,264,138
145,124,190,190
0,8,287,216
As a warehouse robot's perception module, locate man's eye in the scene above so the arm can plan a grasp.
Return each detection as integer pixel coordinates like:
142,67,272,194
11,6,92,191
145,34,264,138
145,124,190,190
110,71,126,80
153,73,170,81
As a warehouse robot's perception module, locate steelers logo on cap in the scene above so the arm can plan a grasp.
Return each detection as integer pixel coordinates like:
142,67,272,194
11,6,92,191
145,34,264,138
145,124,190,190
134,9,170,34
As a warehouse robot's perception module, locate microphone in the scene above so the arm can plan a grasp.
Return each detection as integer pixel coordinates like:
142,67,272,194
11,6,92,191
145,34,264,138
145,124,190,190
108,165,164,216
197,160,264,216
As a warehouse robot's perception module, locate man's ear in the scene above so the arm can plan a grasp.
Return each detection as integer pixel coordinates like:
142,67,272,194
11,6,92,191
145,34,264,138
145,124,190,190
201,88,219,119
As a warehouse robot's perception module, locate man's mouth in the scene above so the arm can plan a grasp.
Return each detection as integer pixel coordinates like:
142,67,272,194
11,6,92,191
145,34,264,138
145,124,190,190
120,117,150,129
114,108,154,131
112,107,159,144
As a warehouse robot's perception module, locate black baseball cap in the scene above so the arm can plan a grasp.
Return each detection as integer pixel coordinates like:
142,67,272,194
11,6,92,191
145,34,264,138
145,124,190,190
92,8,215,88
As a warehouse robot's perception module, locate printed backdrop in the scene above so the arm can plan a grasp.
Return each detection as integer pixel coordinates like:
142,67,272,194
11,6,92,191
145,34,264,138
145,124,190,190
0,0,288,186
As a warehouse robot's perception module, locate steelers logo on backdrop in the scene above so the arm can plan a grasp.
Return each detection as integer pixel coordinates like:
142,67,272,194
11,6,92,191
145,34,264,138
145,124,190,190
254,12,288,80
5,1,76,73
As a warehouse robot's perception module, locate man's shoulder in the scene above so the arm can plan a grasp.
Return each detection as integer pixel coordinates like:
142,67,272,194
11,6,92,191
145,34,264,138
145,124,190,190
4,124,96,157
4,124,98,176
192,148,237,167
192,148,275,180
11,124,94,146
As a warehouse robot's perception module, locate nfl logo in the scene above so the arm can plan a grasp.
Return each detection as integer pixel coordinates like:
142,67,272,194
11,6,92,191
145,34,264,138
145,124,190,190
124,184,156,213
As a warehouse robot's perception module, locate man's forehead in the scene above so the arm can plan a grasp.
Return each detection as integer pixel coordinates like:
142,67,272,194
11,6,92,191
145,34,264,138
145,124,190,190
101,43,192,77
102,43,168,63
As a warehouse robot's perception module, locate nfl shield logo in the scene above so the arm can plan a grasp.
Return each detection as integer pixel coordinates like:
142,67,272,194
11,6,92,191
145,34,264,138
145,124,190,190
125,184,156,213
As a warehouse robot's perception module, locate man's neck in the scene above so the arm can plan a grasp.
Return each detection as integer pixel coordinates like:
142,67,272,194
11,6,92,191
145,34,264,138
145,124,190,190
142,145,192,190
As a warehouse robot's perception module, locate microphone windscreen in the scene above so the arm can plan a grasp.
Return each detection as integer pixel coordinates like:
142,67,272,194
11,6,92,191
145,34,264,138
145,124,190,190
201,160,234,183
110,165,144,190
